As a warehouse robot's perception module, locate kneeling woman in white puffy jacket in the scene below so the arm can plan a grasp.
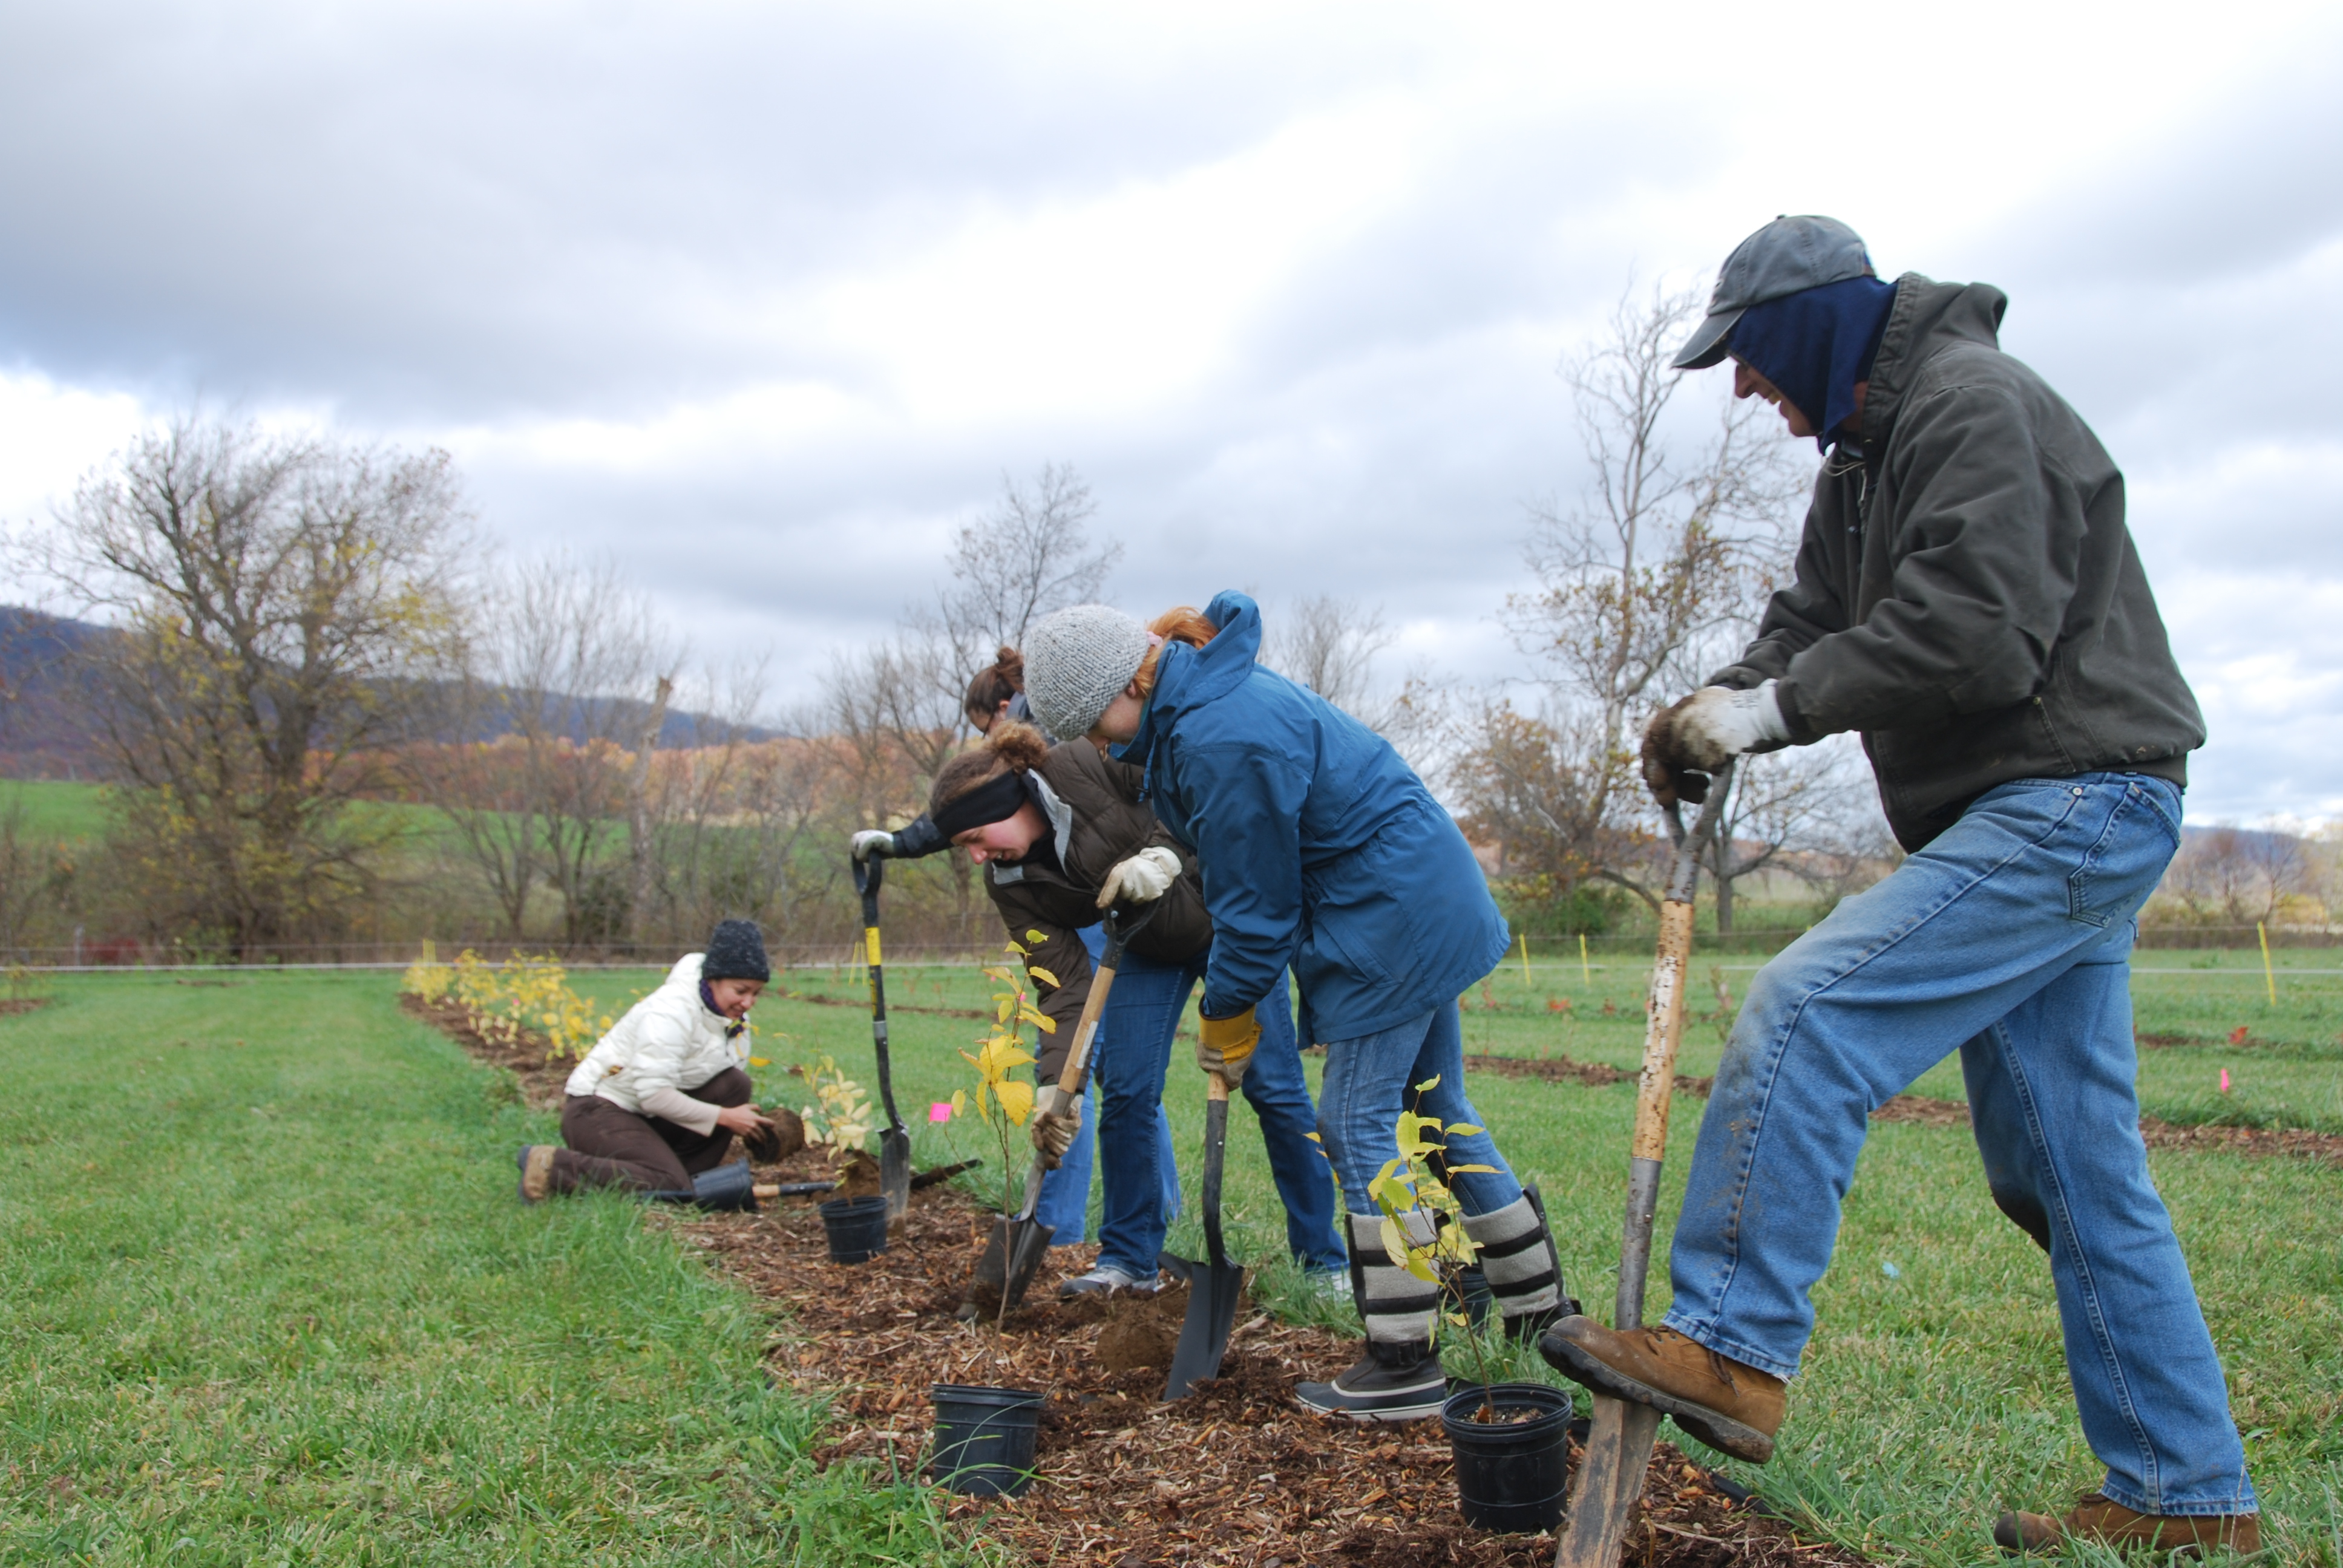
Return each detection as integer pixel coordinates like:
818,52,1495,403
517,920,799,1209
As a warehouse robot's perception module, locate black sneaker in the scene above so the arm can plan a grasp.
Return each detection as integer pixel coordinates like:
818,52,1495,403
1295,1345,1447,1422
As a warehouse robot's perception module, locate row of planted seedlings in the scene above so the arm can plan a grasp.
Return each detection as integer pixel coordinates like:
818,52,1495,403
807,937,1581,1530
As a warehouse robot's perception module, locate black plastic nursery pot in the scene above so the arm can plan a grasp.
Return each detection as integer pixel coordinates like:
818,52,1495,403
1440,1382,1573,1534
818,1195,891,1264
928,1383,1044,1498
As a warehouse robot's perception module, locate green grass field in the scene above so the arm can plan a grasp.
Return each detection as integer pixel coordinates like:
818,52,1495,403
0,973,985,1566
4,956,2336,1564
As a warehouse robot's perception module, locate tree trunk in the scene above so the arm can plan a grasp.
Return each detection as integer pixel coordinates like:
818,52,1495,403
626,676,673,952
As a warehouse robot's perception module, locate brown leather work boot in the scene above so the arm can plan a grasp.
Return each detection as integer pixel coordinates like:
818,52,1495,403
1537,1316,1784,1463
1993,1494,2259,1557
516,1144,557,1204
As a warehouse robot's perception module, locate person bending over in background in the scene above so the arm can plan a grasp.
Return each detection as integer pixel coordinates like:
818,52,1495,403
516,919,799,1211
858,719,1346,1295
1540,214,2255,1555
1025,595,1571,1420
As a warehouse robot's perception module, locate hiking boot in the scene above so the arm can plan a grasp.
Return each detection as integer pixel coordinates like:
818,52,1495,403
1538,1316,1784,1463
1059,1265,1161,1299
1993,1494,2259,1557
1294,1339,1447,1422
516,1145,556,1204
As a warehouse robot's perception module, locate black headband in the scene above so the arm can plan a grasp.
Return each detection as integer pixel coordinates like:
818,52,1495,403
932,769,1031,839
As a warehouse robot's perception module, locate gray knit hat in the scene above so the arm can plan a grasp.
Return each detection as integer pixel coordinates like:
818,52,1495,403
1023,604,1152,742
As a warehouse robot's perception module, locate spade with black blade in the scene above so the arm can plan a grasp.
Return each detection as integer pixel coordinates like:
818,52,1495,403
1162,1063,1244,1401
1554,759,1734,1568
852,852,913,1226
968,901,1159,1318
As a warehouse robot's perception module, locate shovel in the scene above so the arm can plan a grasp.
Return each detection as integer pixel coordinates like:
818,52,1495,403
1162,1063,1245,1400
853,852,914,1226
1555,759,1734,1568
969,901,1161,1316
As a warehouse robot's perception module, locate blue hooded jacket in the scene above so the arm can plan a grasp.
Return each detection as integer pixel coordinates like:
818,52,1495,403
1117,592,1509,1042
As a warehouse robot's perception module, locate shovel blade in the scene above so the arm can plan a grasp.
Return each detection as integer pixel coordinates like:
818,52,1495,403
965,1214,1057,1319
879,1128,913,1225
1160,1255,1245,1400
1554,1394,1663,1568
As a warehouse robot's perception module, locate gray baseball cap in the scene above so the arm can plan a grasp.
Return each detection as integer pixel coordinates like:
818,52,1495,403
1671,215,1875,370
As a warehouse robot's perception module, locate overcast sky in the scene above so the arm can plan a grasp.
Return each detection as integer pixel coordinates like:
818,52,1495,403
2,1,2338,823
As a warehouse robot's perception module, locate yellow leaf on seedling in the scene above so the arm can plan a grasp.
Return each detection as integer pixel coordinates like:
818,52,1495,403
1378,1215,1413,1269
994,1079,1034,1126
1415,1075,1442,1093
1394,1109,1443,1158
749,1057,770,1067
1027,965,1060,987
1446,1123,1484,1138
1446,1163,1499,1174
951,1089,968,1115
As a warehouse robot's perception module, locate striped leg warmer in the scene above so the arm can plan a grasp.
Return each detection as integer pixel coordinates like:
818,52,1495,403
1348,1210,1441,1352
1462,1188,1565,1331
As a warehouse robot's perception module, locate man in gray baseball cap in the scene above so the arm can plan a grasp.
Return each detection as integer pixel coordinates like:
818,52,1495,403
1668,214,1875,371
1537,216,2257,1555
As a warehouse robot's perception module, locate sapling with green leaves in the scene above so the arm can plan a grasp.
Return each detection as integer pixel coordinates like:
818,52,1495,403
952,933,1058,1221
1366,1074,1511,1414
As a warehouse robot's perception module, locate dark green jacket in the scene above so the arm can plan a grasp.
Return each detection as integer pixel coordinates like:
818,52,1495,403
1712,275,2204,850
983,739,1210,1082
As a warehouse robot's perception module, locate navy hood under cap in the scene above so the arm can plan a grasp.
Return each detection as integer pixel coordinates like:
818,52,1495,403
1727,274,1898,451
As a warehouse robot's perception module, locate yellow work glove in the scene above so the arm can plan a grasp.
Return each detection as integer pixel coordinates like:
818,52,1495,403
1196,1005,1259,1086
1029,1084,1082,1169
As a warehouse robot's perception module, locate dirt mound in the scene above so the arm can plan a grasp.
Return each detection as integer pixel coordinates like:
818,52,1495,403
684,1155,1864,1568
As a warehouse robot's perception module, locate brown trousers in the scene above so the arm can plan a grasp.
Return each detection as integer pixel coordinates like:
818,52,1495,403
552,1067,753,1194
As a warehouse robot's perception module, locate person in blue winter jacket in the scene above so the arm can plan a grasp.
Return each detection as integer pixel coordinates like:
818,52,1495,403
1023,592,1574,1421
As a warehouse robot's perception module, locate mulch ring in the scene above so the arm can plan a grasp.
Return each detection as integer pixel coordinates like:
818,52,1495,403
685,1156,1863,1568
1463,1053,2342,1158
0,997,53,1017
401,992,575,1109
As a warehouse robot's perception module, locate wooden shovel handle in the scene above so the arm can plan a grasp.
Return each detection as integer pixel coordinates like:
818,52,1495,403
1633,898,1696,1163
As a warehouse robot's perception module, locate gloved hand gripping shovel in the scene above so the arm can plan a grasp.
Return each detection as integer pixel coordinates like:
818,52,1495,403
1555,759,1734,1568
1161,1063,1244,1401
968,901,1161,1317
853,853,913,1226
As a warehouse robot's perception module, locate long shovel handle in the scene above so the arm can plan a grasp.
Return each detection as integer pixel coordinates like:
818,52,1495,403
1201,1069,1230,1270
1614,759,1733,1328
853,857,906,1137
1012,901,1161,1221
1556,760,1734,1568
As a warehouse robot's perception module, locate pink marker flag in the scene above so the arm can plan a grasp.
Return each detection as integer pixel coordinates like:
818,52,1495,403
929,1102,954,1123
2219,1068,2232,1094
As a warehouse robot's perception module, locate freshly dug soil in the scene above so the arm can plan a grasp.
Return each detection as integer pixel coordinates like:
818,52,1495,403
684,1153,1867,1568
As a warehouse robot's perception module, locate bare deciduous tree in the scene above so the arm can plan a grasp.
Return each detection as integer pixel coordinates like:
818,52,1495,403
1457,281,1806,920
36,417,470,956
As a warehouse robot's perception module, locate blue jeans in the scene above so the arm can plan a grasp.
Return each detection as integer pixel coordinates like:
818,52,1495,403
1318,999,1524,1219
1092,955,1348,1278
1665,774,2252,1517
1035,928,1178,1246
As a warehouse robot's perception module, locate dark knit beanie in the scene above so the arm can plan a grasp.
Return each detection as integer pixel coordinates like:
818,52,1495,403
701,919,772,984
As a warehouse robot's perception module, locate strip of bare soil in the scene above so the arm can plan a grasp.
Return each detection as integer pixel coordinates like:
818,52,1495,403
0,997,53,1017
684,1166,1864,1568
1463,1054,2342,1158
401,993,578,1109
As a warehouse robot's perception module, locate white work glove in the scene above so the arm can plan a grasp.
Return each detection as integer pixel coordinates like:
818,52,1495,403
1029,1083,1082,1168
1095,845,1181,909
851,829,897,861
1640,682,1791,806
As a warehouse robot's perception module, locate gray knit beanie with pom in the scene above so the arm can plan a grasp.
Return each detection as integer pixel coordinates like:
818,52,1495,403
1024,604,1152,742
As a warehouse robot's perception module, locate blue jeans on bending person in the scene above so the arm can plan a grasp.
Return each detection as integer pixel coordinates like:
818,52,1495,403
1092,954,1347,1280
1665,774,2252,1518
1316,999,1524,1218
1035,926,1177,1246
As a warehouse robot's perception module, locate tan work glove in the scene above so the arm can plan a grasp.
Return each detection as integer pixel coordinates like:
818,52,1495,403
1639,682,1790,806
1029,1084,1082,1169
1096,844,1182,909
1196,1005,1259,1086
